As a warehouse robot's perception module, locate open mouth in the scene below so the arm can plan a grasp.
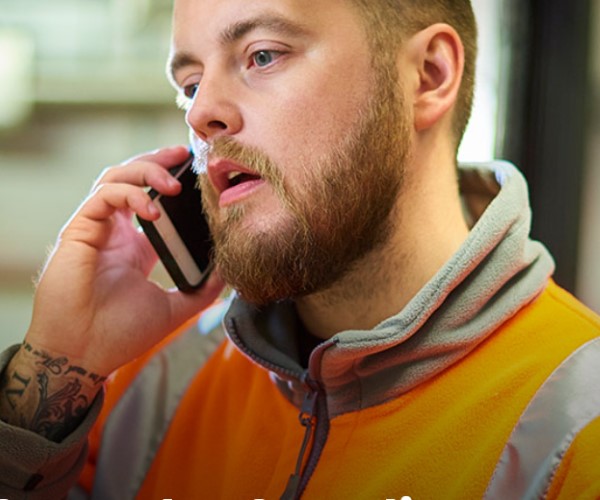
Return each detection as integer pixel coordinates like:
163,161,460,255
227,171,262,188
208,159,266,207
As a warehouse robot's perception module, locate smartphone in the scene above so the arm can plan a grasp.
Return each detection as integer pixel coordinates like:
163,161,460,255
136,154,214,292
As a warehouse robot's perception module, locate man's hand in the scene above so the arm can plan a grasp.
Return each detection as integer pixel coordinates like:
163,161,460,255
0,146,224,440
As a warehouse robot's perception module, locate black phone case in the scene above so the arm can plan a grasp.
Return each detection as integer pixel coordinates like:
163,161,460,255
136,157,213,293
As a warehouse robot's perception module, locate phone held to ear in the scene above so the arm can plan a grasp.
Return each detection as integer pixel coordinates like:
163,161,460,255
136,153,214,292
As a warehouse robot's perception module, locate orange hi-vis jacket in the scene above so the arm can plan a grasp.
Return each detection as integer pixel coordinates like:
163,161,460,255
78,163,600,499
79,281,600,500
0,162,599,499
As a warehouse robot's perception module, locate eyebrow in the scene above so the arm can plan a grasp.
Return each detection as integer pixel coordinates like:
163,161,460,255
168,52,198,82
168,13,310,82
220,13,310,45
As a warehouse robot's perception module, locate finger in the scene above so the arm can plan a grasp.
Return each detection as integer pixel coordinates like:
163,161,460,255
94,161,183,195
78,183,159,223
125,145,190,168
94,145,190,189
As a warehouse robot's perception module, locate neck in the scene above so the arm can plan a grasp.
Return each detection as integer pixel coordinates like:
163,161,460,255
295,152,470,340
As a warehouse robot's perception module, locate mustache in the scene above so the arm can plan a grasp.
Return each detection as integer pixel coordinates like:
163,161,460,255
191,136,281,186
192,135,306,230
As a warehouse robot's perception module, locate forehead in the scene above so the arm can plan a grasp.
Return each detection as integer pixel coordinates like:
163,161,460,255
171,0,363,49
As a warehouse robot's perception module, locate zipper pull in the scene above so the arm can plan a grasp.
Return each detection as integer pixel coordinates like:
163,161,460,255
280,390,318,500
299,388,318,427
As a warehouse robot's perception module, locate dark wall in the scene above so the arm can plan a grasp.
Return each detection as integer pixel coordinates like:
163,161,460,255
501,0,593,292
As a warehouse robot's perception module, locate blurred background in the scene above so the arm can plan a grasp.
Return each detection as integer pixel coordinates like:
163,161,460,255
0,0,598,346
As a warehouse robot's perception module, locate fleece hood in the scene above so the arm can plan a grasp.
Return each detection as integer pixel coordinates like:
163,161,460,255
223,161,556,417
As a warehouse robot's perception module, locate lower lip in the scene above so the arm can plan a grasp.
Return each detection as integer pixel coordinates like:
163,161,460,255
219,179,266,207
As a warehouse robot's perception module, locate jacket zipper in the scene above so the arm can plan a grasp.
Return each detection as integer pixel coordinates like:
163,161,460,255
280,388,318,500
226,317,331,499
280,375,330,500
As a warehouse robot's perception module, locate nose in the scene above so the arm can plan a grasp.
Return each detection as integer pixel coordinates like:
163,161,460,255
185,75,243,141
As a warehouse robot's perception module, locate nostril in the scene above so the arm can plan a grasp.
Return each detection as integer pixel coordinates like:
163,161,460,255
208,120,227,130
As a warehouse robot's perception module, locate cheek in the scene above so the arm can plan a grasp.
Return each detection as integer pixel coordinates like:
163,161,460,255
252,80,370,174
241,44,374,181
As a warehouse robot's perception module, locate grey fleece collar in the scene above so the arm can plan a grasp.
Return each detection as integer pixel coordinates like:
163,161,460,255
224,161,555,417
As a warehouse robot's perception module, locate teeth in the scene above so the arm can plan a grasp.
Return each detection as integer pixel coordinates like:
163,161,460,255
227,171,243,180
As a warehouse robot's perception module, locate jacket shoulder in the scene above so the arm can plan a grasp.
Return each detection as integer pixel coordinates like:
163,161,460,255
544,281,600,330
517,280,600,346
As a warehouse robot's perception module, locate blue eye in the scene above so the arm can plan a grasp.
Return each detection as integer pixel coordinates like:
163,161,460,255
252,50,276,67
183,83,199,99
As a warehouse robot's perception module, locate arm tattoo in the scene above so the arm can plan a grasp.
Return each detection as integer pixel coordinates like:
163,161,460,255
30,373,90,441
3,371,31,411
0,342,106,441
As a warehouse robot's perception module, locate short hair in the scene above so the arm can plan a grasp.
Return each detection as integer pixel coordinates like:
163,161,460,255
350,0,478,149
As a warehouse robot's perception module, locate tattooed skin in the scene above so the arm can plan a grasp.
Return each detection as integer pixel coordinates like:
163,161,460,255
30,373,90,441
0,342,106,442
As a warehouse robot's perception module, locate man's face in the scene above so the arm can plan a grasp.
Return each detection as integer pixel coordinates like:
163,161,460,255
170,0,411,304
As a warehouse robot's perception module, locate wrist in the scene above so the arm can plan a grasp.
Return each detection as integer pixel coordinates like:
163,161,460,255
0,341,106,441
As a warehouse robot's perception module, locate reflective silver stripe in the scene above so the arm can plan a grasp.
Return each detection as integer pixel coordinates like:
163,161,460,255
485,337,600,500
91,319,225,500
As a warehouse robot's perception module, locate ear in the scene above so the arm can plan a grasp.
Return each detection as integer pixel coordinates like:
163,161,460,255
404,23,465,132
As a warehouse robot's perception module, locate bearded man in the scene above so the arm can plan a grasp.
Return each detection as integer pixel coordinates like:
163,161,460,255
1,0,599,498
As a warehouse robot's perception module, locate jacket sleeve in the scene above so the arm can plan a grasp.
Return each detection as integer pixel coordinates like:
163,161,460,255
0,345,104,500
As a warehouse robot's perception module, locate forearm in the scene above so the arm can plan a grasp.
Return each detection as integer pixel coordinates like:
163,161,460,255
0,344,104,498
0,341,105,443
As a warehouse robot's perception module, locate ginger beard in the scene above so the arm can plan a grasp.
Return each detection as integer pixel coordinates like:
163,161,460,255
198,65,410,306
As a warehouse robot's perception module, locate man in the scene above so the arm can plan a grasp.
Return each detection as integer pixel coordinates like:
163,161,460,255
1,0,599,498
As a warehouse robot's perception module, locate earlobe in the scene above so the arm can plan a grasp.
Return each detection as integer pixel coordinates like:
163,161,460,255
408,24,464,132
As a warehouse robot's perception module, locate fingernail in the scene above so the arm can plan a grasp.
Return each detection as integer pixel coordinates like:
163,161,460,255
147,202,160,217
167,177,180,189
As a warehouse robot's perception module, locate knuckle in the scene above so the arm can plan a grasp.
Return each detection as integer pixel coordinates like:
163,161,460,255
93,165,120,187
98,165,116,180
92,182,108,195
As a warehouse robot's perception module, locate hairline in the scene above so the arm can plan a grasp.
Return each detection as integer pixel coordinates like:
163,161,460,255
347,0,477,151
